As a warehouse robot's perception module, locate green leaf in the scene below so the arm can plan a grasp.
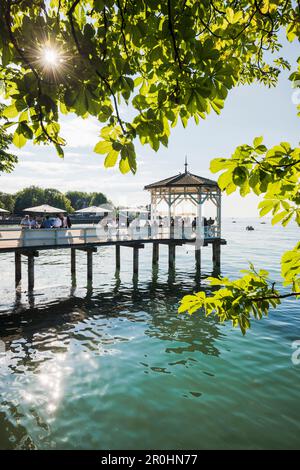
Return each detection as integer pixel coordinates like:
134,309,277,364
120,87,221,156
232,166,248,185
94,140,113,154
2,104,19,118
104,149,119,168
119,157,131,174
210,158,228,173
55,144,64,158
271,210,287,225
253,136,263,148
12,126,27,148
218,170,233,190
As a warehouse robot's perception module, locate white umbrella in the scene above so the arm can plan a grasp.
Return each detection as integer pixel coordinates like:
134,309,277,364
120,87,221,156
24,204,66,213
0,208,9,213
75,206,113,213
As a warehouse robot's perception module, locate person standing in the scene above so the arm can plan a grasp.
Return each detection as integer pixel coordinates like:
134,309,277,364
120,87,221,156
30,216,38,229
41,216,53,228
66,215,72,228
52,214,62,228
20,214,31,228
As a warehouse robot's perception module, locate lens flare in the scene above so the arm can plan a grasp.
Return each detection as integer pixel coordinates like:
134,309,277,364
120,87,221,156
43,48,60,67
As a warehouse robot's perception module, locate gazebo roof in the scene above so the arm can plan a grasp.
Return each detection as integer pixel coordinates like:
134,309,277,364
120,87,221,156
144,166,218,190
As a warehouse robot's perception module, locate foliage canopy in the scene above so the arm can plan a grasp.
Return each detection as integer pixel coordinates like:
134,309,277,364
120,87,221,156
0,104,18,173
0,187,110,213
179,138,300,334
0,0,299,332
0,0,299,172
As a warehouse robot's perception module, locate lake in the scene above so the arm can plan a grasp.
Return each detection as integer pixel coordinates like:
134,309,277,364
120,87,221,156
0,218,299,449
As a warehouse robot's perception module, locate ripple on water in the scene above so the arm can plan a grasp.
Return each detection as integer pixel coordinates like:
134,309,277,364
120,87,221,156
0,219,299,449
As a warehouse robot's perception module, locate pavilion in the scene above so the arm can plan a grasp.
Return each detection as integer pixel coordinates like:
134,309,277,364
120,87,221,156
144,161,221,238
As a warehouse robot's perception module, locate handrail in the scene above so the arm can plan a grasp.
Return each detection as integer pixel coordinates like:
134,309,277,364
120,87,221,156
0,225,220,249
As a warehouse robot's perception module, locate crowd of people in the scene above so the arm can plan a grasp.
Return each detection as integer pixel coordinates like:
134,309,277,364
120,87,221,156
19,213,215,238
20,213,72,229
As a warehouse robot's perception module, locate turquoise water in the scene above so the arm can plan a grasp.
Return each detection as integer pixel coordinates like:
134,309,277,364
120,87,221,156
0,218,299,450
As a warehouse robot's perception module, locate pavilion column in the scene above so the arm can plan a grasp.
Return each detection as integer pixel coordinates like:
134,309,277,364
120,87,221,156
151,190,157,223
168,192,172,238
197,190,203,244
217,189,221,237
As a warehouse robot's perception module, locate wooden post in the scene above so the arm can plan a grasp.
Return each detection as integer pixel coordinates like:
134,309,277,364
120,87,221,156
28,253,35,291
152,243,159,265
87,249,93,283
71,248,76,276
212,242,221,270
168,244,175,270
116,245,120,271
133,247,139,275
195,246,201,272
15,252,22,288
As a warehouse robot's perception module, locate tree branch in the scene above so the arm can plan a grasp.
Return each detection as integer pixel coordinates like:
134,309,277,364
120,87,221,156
67,0,126,134
251,292,300,302
5,0,62,146
117,0,129,59
167,0,182,70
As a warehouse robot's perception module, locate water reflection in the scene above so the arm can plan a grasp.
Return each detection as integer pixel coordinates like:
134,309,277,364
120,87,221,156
0,271,225,450
0,276,223,371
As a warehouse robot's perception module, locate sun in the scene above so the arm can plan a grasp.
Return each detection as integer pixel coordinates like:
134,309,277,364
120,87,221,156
42,47,60,67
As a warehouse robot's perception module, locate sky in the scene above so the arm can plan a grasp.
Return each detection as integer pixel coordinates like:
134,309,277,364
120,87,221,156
1,38,299,217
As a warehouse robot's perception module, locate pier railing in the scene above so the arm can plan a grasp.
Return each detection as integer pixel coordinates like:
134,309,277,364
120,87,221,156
0,224,220,251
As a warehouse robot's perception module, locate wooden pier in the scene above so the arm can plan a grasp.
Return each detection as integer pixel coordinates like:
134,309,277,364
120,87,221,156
0,226,226,292
0,165,227,293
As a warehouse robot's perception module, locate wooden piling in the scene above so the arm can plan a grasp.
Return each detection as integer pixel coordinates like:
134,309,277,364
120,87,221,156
116,245,121,271
71,248,76,279
168,244,176,270
212,242,221,270
152,243,159,265
87,249,93,283
28,253,35,291
15,252,21,288
133,247,139,275
195,246,201,272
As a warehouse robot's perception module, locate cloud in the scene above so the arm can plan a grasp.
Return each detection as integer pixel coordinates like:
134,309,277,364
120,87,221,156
60,116,100,148
14,150,35,157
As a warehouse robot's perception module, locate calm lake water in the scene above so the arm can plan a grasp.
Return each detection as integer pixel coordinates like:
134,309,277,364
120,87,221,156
0,218,299,450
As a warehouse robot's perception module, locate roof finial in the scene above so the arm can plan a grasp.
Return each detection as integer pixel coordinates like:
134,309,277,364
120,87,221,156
184,156,188,174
